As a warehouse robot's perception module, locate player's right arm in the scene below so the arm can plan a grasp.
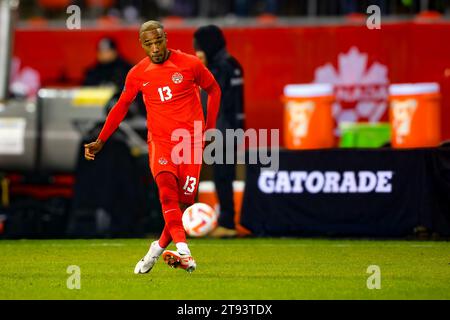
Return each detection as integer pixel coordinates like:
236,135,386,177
84,69,140,161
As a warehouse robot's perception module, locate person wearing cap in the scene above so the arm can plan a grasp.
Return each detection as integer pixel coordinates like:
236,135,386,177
193,25,245,238
83,37,132,90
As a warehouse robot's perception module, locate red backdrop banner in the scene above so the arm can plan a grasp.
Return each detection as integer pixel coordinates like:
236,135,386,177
13,21,450,143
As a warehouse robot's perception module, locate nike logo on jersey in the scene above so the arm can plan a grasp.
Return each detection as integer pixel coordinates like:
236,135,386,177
143,82,150,87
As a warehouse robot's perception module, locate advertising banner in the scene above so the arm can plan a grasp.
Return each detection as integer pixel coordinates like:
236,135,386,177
240,148,450,237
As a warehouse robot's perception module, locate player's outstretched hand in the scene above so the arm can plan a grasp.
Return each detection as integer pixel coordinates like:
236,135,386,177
84,139,105,161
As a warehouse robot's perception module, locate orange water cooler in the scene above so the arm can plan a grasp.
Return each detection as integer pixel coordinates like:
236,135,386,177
282,84,335,149
389,83,441,148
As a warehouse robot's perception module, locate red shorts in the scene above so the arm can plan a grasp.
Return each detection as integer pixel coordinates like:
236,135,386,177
148,140,203,205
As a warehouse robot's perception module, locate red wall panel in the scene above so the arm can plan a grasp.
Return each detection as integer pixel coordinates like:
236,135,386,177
13,21,450,143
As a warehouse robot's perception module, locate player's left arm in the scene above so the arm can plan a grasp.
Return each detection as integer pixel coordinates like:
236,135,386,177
203,81,221,131
193,59,221,131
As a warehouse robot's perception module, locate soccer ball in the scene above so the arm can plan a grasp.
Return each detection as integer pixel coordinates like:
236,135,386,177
182,203,218,237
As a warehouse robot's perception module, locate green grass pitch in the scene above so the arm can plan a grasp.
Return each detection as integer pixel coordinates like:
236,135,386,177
0,238,449,300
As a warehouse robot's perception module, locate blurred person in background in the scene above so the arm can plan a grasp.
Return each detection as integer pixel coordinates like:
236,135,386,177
83,36,147,133
340,0,357,14
9,57,41,100
83,37,132,90
193,25,245,238
233,0,279,16
172,0,197,16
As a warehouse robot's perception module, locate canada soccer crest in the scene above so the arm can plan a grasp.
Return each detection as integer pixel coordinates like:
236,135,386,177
313,47,389,135
158,157,168,165
172,72,183,84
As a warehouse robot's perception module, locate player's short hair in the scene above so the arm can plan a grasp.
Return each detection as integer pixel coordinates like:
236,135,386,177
139,20,164,35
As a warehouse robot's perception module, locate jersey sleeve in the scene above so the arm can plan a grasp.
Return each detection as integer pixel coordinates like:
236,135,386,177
191,58,221,131
97,68,140,142
191,57,216,90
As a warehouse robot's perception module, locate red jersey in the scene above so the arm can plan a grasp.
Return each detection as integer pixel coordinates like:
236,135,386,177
98,49,220,145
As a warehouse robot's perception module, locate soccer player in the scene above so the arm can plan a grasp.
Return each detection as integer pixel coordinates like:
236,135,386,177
84,20,221,273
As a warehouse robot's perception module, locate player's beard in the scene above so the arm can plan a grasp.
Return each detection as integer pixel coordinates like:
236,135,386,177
151,55,163,64
151,50,168,64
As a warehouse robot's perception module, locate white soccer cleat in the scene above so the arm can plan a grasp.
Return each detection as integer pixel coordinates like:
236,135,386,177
134,241,162,274
162,250,197,273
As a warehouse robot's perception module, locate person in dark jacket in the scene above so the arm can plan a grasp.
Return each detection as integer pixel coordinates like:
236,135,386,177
83,37,132,90
193,25,245,238
84,37,147,122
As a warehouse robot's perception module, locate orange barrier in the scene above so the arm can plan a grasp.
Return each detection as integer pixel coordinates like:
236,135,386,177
86,0,115,8
389,83,441,148
197,181,251,236
38,0,71,10
25,16,49,28
282,84,335,149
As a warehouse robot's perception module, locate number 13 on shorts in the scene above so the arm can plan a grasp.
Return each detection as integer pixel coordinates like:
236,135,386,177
183,176,197,193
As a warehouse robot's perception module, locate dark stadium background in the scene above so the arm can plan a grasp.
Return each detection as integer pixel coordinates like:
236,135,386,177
0,0,449,239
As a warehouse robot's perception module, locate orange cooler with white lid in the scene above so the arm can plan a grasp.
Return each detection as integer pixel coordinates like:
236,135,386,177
389,83,441,148
282,84,335,149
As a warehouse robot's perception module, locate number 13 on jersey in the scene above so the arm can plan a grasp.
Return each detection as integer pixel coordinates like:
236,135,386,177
158,86,172,101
